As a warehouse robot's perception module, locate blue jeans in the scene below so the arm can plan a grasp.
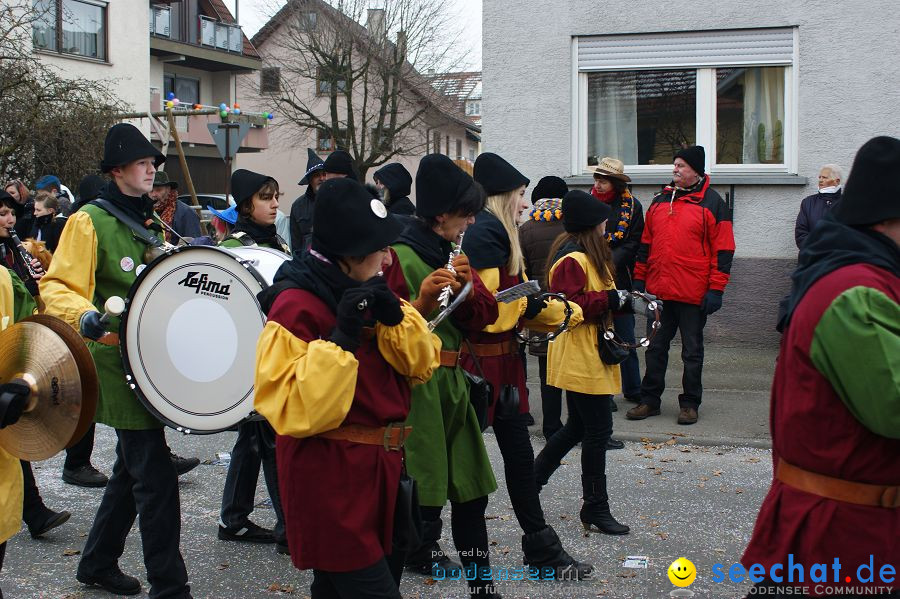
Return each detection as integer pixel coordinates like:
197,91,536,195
613,313,641,397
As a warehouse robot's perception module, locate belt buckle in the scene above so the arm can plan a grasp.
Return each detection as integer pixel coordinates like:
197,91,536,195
383,422,399,451
881,486,900,508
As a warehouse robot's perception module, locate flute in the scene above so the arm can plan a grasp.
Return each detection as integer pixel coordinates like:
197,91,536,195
7,228,44,280
437,231,464,311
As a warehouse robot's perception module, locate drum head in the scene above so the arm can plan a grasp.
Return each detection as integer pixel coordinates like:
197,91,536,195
121,246,267,433
224,246,290,286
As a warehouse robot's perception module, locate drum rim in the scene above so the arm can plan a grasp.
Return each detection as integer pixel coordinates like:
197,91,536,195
119,244,269,434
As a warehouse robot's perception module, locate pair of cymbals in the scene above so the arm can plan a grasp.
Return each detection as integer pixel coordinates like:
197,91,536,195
0,315,98,461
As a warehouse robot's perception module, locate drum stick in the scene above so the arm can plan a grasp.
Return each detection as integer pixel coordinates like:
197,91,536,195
99,296,126,326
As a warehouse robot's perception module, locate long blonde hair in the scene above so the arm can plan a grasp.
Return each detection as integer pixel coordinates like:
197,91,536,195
485,189,525,277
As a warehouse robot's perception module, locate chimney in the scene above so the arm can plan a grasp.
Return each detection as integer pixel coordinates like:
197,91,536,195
367,8,385,38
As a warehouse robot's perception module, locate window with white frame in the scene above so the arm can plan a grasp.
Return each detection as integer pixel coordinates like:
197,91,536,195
33,0,107,61
575,28,797,174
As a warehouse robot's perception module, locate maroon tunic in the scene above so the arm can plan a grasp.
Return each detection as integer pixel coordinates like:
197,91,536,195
267,289,410,572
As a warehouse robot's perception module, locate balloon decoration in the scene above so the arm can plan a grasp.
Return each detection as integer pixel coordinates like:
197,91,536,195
160,97,274,123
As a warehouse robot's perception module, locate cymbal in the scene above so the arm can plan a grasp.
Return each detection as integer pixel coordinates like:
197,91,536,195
0,321,83,461
24,315,98,448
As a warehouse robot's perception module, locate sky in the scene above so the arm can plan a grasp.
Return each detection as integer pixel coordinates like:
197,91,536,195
222,0,483,70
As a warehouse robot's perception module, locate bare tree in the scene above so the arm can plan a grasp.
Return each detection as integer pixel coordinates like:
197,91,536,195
254,0,469,180
0,1,125,186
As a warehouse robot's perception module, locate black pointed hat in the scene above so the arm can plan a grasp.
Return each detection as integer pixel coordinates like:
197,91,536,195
299,148,325,185
473,152,530,196
100,123,165,173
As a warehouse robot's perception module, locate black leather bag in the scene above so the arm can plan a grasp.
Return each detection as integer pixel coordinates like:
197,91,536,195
462,339,492,432
392,468,423,553
495,385,521,420
599,328,629,365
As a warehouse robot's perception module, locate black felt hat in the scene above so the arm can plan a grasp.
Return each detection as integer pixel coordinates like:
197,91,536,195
531,176,569,204
0,190,23,219
374,163,412,199
562,190,611,233
231,169,277,206
100,123,166,173
323,150,358,181
312,178,403,256
415,154,475,218
299,148,325,185
834,136,900,226
473,152,530,195
673,145,706,176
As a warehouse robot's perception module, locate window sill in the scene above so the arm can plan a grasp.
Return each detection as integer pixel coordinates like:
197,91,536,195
565,173,809,186
34,48,111,66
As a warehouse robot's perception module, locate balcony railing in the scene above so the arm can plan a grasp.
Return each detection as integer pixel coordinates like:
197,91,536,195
150,5,170,38
199,16,242,54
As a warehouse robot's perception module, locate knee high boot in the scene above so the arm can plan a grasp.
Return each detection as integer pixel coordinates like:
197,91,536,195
405,518,462,576
521,526,593,580
579,475,629,535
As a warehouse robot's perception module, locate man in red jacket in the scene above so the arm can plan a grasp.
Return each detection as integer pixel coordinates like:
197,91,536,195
626,146,735,425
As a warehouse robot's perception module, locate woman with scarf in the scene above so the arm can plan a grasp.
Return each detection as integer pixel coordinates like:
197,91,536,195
591,158,644,406
148,172,200,242
462,152,592,580
217,169,289,554
254,177,439,598
383,155,499,597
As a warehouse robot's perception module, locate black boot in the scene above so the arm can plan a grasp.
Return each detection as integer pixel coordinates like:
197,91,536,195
405,519,462,576
580,475,629,535
533,452,559,494
521,526,592,580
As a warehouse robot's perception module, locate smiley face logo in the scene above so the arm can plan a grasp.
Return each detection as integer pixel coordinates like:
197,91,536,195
668,557,696,587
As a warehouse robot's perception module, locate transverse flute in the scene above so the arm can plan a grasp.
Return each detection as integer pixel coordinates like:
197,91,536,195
437,231,464,311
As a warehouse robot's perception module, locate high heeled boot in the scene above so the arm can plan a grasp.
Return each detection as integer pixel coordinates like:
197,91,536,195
579,475,629,535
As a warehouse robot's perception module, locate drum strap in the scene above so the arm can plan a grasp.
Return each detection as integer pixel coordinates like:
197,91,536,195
90,200,164,249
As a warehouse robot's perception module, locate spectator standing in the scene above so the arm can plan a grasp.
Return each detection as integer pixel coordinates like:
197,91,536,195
626,146,735,425
742,137,899,597
374,163,416,217
148,172,201,242
6,179,34,239
794,164,842,249
29,192,67,252
289,149,326,255
34,175,73,218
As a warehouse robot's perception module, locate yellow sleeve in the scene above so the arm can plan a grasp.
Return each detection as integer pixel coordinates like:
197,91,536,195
476,266,527,333
376,299,441,386
38,211,98,330
523,297,584,332
254,321,358,438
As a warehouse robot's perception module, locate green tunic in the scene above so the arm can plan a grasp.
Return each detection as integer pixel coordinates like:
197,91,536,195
392,244,497,506
9,270,36,322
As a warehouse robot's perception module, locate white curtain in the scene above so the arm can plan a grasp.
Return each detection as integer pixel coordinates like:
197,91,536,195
588,72,638,164
742,67,785,164
62,0,103,59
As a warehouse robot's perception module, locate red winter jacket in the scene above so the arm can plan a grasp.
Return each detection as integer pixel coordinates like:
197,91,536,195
633,176,735,305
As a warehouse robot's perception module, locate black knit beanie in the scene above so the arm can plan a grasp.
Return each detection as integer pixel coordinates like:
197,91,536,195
415,154,475,218
531,176,568,204
833,136,900,226
674,145,706,176
473,152,530,196
562,190,611,233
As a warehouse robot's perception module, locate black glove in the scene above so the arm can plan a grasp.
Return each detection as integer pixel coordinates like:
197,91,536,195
79,310,106,340
700,290,724,315
0,381,31,429
632,280,646,294
606,289,634,313
523,294,549,320
363,276,404,327
330,287,374,352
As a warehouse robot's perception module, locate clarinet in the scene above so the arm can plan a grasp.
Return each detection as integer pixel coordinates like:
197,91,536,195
6,228,45,279
437,231,464,311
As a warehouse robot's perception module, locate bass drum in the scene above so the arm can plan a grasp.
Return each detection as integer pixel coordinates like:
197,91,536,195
120,245,288,434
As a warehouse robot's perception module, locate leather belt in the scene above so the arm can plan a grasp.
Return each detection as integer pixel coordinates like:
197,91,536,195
776,458,900,508
317,423,411,451
459,340,519,358
439,350,460,367
93,333,120,347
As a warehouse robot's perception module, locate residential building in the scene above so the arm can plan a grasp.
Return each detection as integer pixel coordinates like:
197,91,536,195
429,71,483,158
484,0,900,346
236,0,480,204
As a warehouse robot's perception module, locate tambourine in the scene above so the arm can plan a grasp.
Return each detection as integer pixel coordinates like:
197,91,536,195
601,291,663,349
515,292,574,344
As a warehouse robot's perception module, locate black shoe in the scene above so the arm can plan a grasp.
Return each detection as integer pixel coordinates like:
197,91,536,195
522,526,593,580
606,438,625,450
608,397,618,412
218,521,276,544
170,451,200,476
580,474,629,535
405,545,462,577
62,464,108,488
276,540,290,555
28,509,71,538
77,567,141,595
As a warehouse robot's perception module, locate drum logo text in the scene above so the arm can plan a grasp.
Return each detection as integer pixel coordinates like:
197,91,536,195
177,271,232,299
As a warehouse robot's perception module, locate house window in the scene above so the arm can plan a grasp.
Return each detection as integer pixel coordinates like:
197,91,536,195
163,73,200,106
576,27,797,174
296,11,317,32
260,67,281,94
465,101,481,116
317,68,348,96
33,0,107,61
317,128,347,153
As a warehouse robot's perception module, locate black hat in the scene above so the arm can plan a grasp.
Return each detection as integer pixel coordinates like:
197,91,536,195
152,171,178,189
531,176,568,204
833,136,900,226
323,150,358,181
100,123,166,173
562,190,611,233
299,148,325,185
674,145,706,176
231,169,277,205
374,163,412,198
415,154,475,218
78,174,106,202
312,178,403,256
0,190,23,219
473,152,530,195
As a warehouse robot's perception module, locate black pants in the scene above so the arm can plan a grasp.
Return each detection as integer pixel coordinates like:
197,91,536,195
21,460,47,528
220,420,285,541
539,392,612,478
492,412,546,534
64,423,96,470
0,541,6,599
421,497,492,592
78,428,190,599
537,355,563,440
640,300,707,408
311,551,406,599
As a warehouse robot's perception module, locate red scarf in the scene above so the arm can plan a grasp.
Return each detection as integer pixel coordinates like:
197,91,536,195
591,187,616,204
